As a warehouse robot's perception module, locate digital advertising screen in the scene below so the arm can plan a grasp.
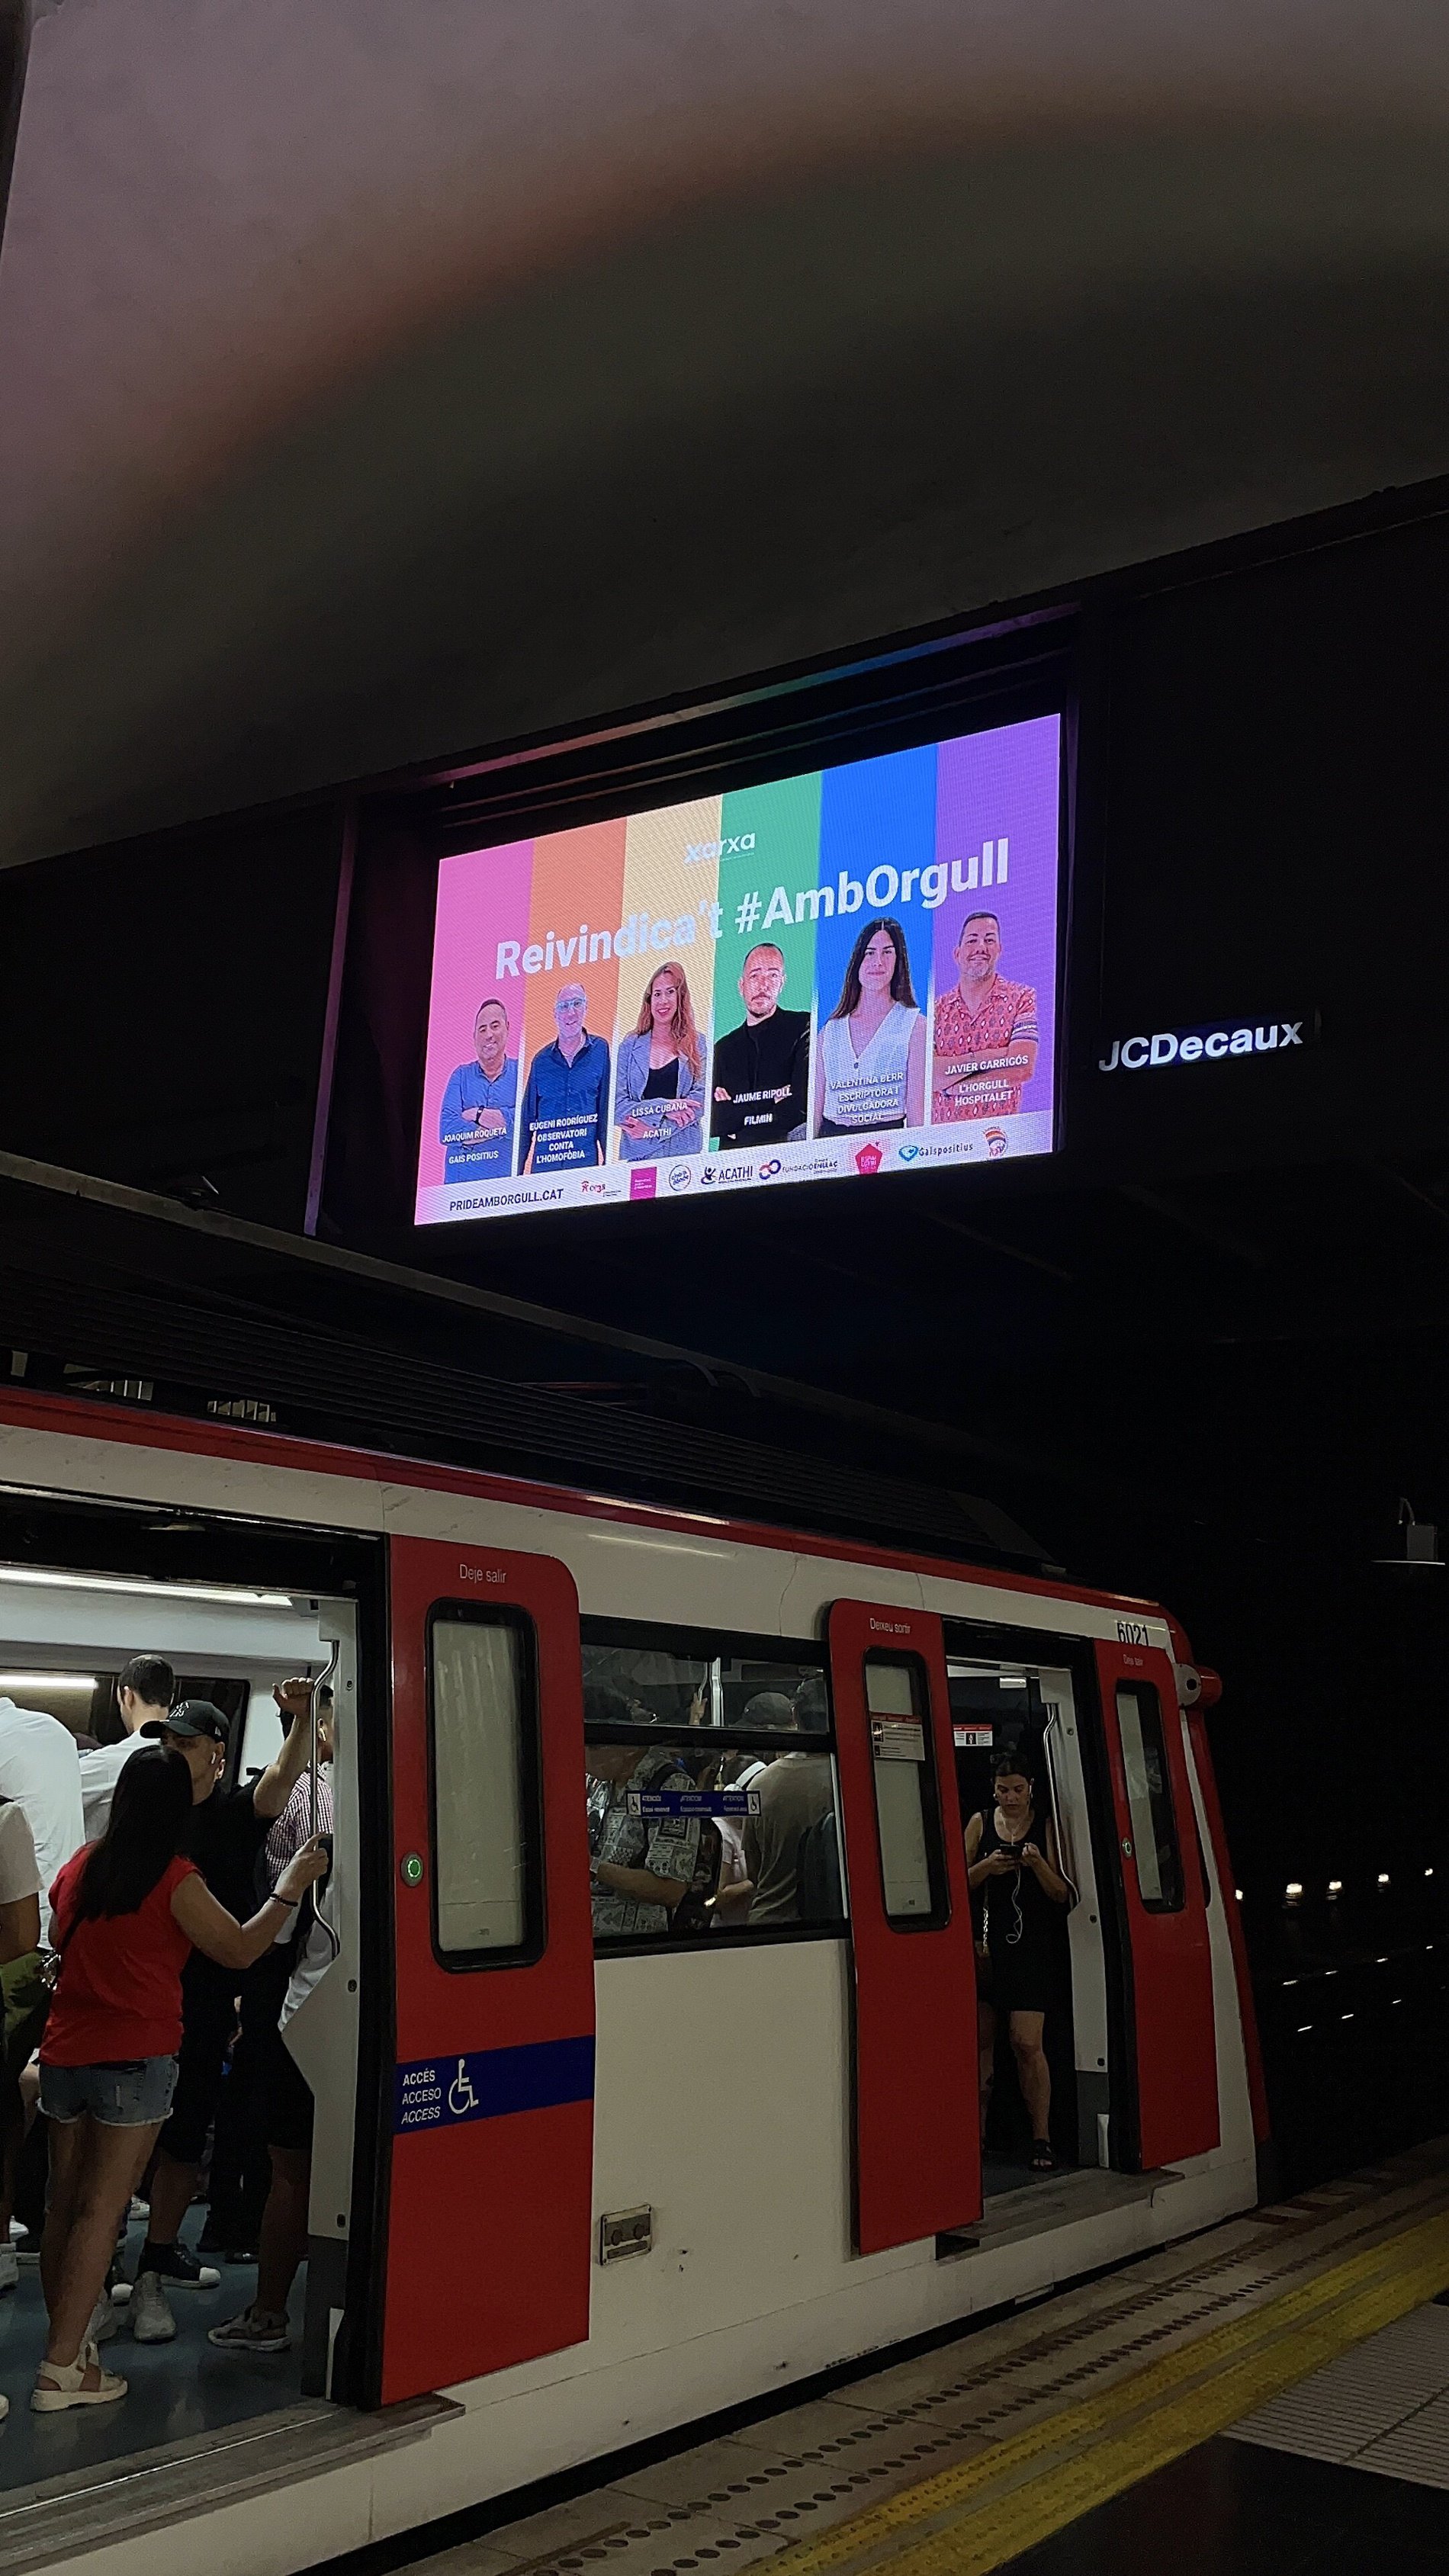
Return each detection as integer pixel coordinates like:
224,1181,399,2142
414,712,1061,1226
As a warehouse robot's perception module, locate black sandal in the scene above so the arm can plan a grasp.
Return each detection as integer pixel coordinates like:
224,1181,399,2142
1029,2139,1057,2173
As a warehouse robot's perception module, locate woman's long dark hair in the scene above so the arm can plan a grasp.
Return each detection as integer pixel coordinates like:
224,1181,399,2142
829,917,918,1021
70,1746,194,1924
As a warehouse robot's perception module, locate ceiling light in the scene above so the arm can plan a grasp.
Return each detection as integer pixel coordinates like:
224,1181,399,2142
0,1569,292,1607
0,1674,96,1693
1328,1879,1343,1896
1235,1889,1244,1901
1285,1882,1303,1900
1378,1873,1390,1887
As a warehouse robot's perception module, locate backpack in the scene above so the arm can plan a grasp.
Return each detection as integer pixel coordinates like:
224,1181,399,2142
797,1808,844,1925
667,1815,724,1937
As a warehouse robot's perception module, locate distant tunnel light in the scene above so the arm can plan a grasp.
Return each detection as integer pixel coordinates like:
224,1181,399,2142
1378,1873,1391,1887
1235,1888,1245,1901
1329,1879,1344,1897
1285,1881,1304,1900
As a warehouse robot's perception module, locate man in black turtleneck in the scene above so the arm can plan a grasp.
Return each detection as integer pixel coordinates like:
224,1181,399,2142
709,943,811,1151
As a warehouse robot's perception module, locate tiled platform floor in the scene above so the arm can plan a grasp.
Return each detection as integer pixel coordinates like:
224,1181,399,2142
336,2138,1449,2576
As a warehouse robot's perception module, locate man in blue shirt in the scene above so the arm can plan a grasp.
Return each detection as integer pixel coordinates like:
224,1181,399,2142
522,982,611,1173
439,999,519,1181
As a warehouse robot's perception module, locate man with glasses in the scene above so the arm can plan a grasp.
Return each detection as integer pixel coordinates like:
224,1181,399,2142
521,983,610,1174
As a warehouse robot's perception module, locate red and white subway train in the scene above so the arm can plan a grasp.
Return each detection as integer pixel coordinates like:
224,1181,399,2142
0,1387,1267,2576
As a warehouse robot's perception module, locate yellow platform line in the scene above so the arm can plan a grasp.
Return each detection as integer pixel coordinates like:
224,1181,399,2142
763,2207,1449,2576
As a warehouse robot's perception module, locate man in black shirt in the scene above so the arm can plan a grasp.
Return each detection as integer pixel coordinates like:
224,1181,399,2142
129,1686,317,2339
709,943,811,1151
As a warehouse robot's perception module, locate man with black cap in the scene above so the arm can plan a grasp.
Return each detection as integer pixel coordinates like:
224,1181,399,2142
129,1681,318,2344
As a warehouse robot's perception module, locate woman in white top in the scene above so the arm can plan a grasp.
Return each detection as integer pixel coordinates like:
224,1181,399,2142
814,916,926,1136
0,1796,43,2318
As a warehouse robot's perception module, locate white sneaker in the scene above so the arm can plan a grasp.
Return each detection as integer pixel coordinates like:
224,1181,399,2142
87,2292,120,2344
0,2243,18,2293
128,2271,175,2344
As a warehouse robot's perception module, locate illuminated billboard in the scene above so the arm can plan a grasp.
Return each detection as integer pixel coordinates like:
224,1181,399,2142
414,713,1060,1224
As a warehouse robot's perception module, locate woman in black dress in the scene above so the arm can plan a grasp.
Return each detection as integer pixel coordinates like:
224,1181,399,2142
965,1748,1075,2171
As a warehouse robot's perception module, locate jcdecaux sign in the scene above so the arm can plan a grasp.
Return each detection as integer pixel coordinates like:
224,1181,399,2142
1098,1014,1315,1074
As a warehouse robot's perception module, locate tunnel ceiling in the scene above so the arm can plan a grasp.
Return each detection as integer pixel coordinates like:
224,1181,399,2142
2,2,1449,865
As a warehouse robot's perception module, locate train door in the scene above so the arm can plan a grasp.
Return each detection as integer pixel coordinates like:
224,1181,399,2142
1094,1639,1219,2167
826,1600,978,2253
947,1650,1108,2179
378,1538,596,2404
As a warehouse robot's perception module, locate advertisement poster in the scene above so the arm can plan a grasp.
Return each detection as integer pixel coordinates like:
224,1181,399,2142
414,713,1060,1226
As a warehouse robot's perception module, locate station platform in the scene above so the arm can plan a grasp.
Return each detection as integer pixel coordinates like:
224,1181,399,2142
368,2141,1449,2576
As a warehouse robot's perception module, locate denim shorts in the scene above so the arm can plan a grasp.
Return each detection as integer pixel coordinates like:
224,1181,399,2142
40,2054,179,2128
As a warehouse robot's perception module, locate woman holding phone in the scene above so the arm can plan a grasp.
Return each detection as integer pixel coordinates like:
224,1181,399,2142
965,1748,1075,2173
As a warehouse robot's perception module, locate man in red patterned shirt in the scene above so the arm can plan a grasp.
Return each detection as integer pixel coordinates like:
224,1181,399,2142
932,912,1039,1120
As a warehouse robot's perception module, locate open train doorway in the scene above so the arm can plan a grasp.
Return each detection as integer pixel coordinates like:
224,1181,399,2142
946,1640,1111,2205
0,1492,370,2491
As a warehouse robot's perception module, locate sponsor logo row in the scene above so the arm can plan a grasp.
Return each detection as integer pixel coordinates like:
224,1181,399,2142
438,1123,1032,1220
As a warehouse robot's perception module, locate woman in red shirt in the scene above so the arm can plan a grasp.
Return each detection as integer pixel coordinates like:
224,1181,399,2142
35,1746,326,2413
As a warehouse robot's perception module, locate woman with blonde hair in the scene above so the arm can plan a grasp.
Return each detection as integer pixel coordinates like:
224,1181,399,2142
614,960,707,1160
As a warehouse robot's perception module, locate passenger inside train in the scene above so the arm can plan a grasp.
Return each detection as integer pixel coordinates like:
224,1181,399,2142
950,1665,1084,2186
964,1742,1076,2174
0,1592,347,2451
582,1639,845,1938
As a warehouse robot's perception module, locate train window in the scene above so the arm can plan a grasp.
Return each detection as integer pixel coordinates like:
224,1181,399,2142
580,1632,829,1733
429,1607,542,1964
581,1622,843,1948
866,1653,949,1929
1114,1681,1184,1913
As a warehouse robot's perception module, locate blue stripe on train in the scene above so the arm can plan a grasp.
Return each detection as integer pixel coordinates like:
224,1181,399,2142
394,2033,596,2134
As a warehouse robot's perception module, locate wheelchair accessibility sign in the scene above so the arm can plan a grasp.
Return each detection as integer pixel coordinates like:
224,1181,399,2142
394,2033,596,2134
